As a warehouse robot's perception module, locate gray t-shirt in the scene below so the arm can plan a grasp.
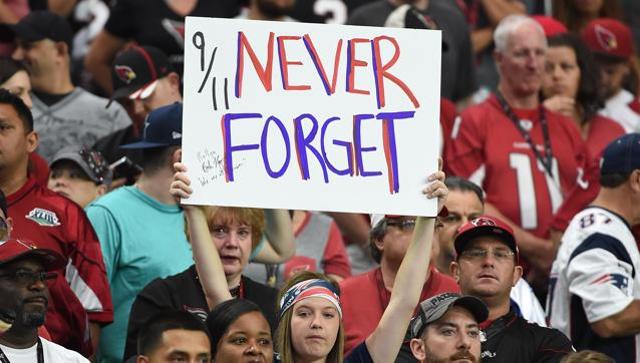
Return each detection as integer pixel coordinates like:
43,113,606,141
31,87,132,161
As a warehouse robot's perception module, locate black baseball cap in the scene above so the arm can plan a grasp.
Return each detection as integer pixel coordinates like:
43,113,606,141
8,11,72,50
601,133,640,176
410,293,488,338
108,45,172,107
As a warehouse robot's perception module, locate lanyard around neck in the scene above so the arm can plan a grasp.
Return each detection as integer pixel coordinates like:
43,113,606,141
495,91,554,177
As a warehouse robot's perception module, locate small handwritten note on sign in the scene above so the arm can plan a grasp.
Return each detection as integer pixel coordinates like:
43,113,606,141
182,17,441,216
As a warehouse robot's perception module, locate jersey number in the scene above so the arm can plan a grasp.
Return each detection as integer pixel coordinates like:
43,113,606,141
509,153,563,229
314,0,347,24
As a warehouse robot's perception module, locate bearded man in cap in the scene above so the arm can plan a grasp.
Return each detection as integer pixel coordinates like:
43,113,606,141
0,238,89,362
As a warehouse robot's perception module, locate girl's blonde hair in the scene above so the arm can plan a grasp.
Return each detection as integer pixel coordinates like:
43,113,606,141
276,271,344,363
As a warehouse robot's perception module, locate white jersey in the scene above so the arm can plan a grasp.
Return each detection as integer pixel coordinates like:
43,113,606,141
511,277,547,326
547,206,640,362
599,89,640,133
0,337,89,362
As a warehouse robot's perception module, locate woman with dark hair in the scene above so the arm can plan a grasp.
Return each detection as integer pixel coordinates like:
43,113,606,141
0,57,32,108
552,0,621,33
541,33,625,157
207,299,274,363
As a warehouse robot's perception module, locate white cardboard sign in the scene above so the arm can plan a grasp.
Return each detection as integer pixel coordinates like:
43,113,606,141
182,16,441,216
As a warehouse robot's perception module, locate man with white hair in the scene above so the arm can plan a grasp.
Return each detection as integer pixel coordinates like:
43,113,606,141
446,15,590,288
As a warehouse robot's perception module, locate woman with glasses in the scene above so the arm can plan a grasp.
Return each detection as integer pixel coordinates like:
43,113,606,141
172,159,449,362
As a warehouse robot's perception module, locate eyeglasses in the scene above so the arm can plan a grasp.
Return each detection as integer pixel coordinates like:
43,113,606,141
0,270,57,286
460,248,515,262
386,219,416,232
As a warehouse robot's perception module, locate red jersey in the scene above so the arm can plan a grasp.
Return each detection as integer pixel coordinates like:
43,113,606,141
339,267,459,355
440,98,458,175
447,94,589,238
7,177,113,356
551,114,625,231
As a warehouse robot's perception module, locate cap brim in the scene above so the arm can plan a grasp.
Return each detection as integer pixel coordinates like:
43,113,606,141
451,296,489,324
7,22,44,43
120,140,171,149
129,80,158,100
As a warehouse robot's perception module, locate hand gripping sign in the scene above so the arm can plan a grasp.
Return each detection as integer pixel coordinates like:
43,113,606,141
182,17,442,216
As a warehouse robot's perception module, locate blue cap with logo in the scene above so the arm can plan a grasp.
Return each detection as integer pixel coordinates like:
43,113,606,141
121,103,183,149
601,133,640,176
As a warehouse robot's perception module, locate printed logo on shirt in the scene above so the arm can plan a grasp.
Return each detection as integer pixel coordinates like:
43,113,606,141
519,119,533,132
591,273,629,291
26,208,61,227
481,350,496,358
115,65,137,84
172,131,182,140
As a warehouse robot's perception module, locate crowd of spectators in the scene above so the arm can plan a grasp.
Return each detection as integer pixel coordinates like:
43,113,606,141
0,0,639,362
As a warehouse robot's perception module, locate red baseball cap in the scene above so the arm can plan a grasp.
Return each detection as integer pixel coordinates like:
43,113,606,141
454,216,518,260
532,15,568,38
0,239,66,271
581,18,633,60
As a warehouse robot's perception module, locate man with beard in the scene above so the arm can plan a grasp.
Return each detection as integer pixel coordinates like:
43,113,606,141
236,0,296,21
451,216,573,362
408,293,488,363
0,238,89,362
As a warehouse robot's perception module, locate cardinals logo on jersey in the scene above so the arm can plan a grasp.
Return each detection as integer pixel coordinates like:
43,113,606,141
591,273,629,292
595,24,618,52
114,65,136,84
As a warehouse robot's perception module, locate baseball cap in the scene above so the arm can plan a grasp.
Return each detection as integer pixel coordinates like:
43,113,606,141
600,133,640,176
108,45,172,108
454,216,518,260
120,102,183,149
0,238,66,271
50,146,112,185
8,10,73,50
581,18,633,60
532,15,568,38
410,292,488,338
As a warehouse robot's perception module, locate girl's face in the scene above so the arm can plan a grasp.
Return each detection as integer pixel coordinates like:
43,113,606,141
1,70,32,109
542,46,581,99
215,311,273,363
290,297,340,362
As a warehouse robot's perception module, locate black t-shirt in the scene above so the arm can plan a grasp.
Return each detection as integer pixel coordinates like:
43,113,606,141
104,0,240,76
481,310,573,363
123,265,278,361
